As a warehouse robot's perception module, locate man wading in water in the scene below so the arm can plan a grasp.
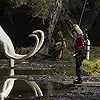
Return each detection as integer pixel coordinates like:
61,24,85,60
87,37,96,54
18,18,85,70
68,21,86,84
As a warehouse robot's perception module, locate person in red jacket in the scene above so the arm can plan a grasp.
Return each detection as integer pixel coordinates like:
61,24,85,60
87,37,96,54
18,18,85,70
70,24,86,84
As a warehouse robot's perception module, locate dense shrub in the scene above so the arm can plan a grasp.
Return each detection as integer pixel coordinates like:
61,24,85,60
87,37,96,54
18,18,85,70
82,59,100,76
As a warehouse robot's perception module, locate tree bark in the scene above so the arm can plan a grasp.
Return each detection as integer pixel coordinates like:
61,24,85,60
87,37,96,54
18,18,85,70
37,0,63,57
45,0,63,54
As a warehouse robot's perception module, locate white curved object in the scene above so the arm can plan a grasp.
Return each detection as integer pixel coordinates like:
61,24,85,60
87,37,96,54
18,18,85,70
0,26,44,61
18,30,45,59
0,59,15,100
33,30,44,53
0,32,40,99
26,30,45,58
0,26,44,99
25,80,43,97
0,78,16,100
8,34,39,60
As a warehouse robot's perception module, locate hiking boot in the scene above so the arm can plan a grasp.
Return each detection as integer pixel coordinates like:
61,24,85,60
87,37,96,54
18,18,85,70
73,79,82,84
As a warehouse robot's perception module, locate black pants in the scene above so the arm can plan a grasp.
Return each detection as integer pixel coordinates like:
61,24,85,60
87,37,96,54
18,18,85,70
75,54,83,80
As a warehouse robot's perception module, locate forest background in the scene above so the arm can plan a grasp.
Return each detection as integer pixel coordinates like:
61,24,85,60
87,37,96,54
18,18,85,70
0,0,100,63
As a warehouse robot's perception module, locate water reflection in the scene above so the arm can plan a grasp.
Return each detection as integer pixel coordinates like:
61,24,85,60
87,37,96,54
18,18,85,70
0,68,15,100
0,70,43,100
1,61,100,100
24,80,43,96
47,82,54,96
0,59,75,100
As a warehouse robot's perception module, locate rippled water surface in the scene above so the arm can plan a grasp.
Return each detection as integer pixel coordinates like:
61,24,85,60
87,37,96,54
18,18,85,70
0,59,100,100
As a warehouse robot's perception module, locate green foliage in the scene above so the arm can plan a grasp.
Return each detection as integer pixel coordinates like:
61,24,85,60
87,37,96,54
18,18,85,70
8,0,55,17
29,0,55,17
8,0,27,8
82,59,100,76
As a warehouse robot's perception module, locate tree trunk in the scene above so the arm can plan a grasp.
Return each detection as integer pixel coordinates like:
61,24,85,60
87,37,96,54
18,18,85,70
44,0,63,54
48,0,63,39
37,0,63,57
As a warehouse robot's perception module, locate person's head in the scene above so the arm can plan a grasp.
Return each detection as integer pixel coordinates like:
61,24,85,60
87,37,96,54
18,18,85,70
72,31,79,39
71,24,83,38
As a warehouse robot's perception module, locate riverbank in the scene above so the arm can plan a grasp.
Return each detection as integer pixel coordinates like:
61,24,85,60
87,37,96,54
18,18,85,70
0,59,100,100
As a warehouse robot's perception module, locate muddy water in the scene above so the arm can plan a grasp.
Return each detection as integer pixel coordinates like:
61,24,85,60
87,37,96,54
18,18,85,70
0,59,100,100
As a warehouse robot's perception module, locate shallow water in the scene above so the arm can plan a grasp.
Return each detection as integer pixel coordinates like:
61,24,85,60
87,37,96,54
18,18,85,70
0,59,100,100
